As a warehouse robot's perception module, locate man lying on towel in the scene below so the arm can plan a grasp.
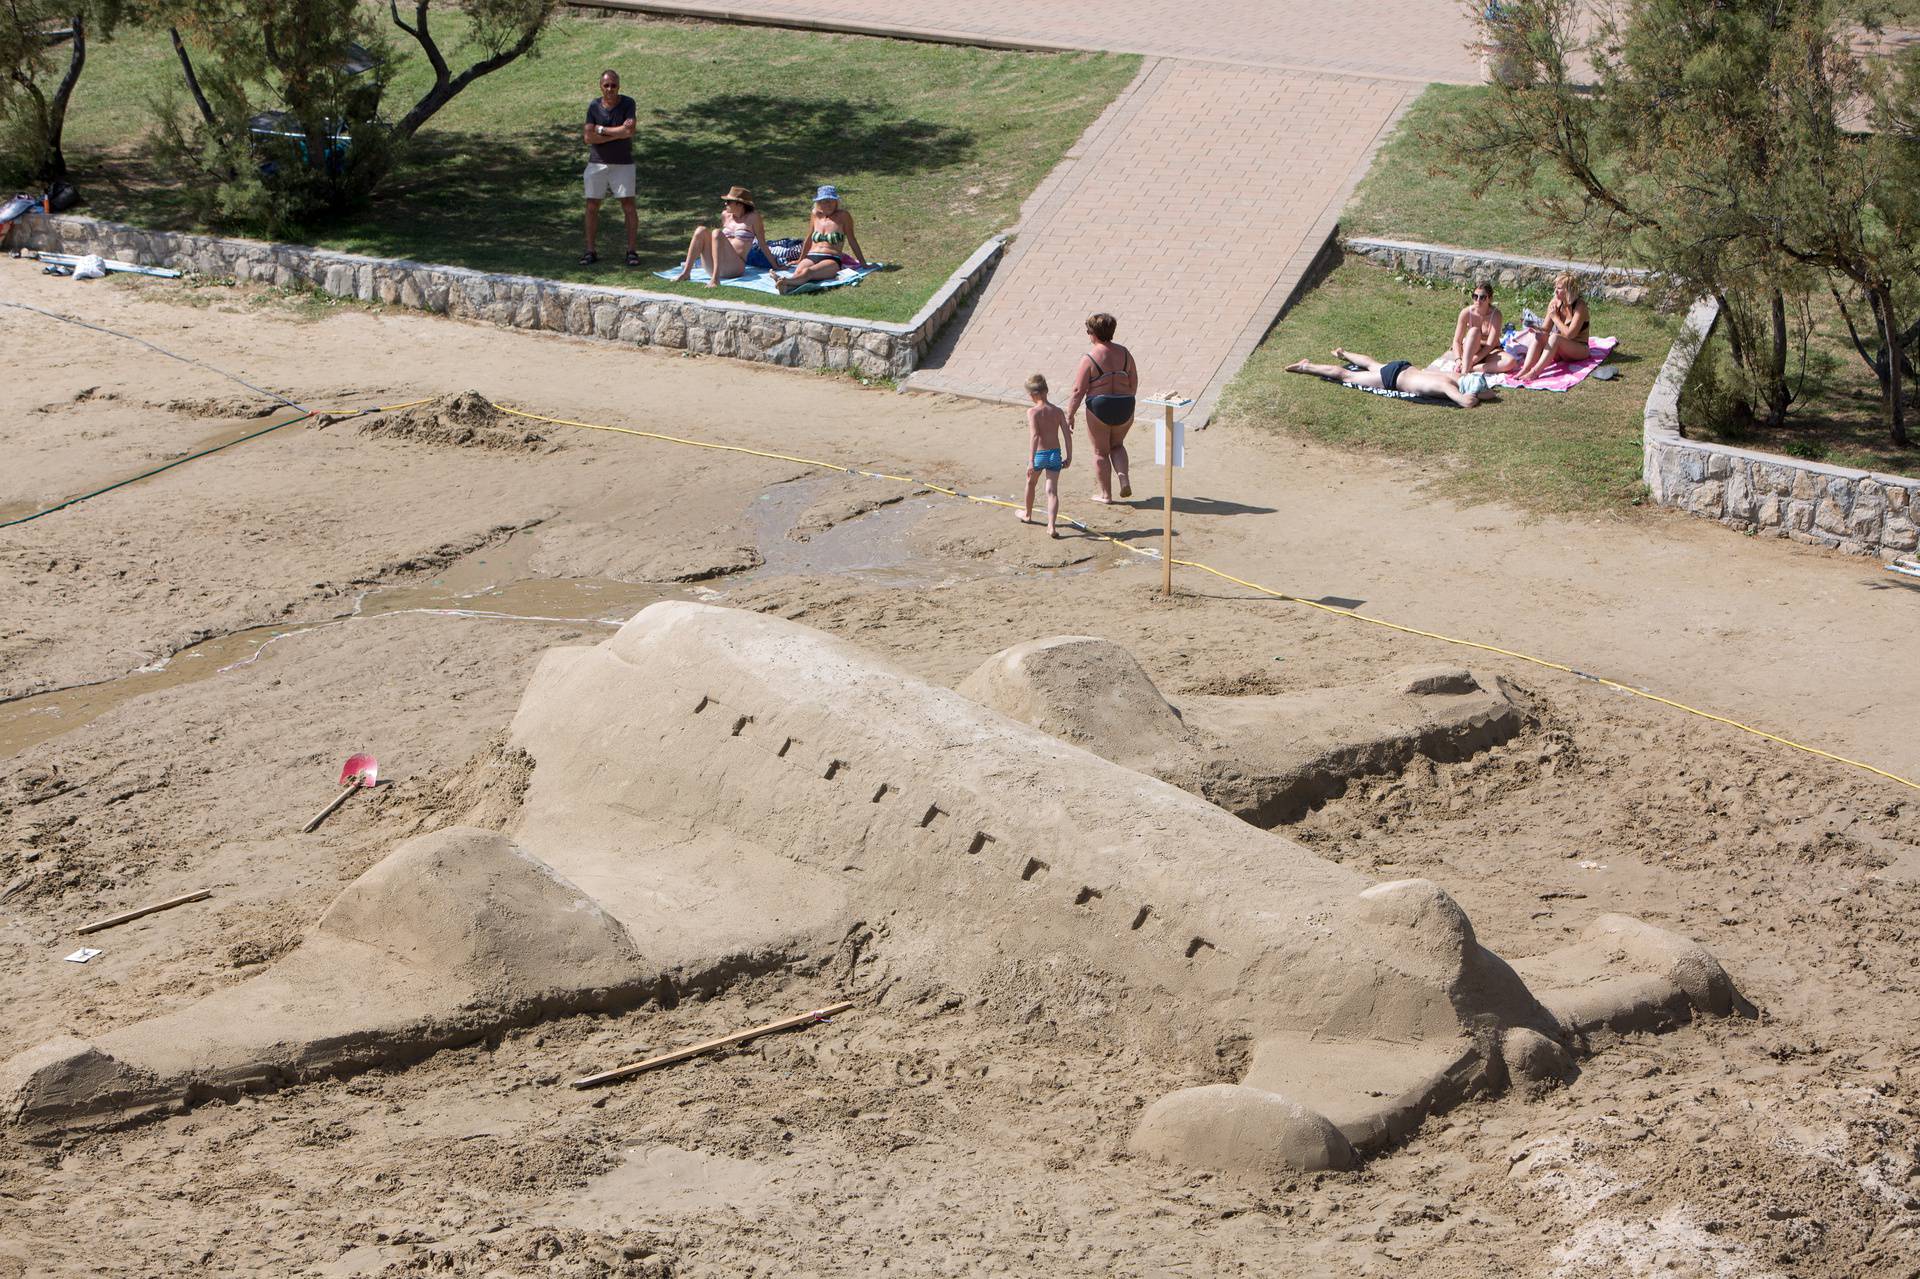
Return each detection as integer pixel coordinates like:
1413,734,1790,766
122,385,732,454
1287,348,1484,408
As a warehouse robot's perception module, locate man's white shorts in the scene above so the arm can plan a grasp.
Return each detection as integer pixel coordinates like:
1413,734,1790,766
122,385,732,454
583,163,636,201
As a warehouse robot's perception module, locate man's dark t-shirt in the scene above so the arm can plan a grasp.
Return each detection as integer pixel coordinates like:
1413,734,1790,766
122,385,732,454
586,95,637,165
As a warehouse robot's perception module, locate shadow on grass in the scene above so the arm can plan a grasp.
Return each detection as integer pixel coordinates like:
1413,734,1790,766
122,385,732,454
634,93,974,218
313,95,973,276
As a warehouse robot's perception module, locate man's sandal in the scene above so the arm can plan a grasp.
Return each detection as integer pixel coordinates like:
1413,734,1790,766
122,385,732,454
578,250,598,266
624,249,641,268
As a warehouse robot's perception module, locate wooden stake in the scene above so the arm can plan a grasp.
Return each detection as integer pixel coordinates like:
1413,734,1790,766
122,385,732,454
302,783,358,834
77,889,211,935
571,999,855,1089
1162,402,1175,597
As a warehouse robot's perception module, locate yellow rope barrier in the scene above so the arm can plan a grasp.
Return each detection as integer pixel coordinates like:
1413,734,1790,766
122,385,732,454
489,400,1920,795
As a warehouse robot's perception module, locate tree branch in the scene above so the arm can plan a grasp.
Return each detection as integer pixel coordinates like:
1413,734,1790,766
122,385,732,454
390,5,546,142
408,0,449,85
388,0,420,42
40,9,84,181
1827,275,1881,382
169,26,217,131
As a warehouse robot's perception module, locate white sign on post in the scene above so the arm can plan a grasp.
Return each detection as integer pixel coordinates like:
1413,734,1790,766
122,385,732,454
1154,418,1185,467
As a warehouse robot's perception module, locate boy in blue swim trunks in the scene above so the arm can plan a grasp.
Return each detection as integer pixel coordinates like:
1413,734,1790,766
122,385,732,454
1019,373,1072,538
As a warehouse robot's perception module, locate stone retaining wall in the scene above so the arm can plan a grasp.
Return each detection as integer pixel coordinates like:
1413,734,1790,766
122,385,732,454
11,214,1003,379
1342,235,1653,305
1644,297,1919,559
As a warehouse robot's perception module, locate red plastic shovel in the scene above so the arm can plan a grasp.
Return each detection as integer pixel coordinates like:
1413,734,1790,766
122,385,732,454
301,753,379,834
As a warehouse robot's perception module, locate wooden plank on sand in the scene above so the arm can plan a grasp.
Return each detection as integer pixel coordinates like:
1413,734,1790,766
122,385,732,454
76,889,212,935
571,1000,855,1089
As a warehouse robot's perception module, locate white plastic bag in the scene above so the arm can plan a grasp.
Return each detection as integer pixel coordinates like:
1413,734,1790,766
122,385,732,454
70,253,106,280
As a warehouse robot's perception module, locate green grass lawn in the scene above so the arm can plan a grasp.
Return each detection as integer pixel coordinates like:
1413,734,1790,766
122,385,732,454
1343,84,1634,265
1218,259,1680,515
59,16,1137,322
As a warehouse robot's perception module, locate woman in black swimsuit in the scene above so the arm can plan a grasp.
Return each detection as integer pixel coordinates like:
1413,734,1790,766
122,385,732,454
1065,312,1139,504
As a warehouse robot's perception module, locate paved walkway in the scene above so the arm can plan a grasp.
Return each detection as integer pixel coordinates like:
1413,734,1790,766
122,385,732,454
579,0,1484,83
578,0,1474,424
908,61,1410,423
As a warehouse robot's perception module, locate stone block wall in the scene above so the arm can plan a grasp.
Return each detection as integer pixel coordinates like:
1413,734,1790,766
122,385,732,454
14,215,1003,380
1643,297,1919,559
1342,235,1653,305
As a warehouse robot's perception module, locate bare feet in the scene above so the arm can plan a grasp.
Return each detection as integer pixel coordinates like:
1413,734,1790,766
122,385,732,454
1016,511,1037,525
1087,493,1113,505
670,270,692,283
774,276,792,294
1333,347,1353,362
1049,529,1060,539
1117,477,1132,499
1285,359,1313,374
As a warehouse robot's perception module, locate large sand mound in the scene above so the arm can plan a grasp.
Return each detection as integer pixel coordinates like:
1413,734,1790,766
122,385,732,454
3,604,1747,1175
354,391,558,453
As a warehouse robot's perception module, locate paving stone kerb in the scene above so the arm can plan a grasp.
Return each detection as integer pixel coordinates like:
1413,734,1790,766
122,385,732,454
1644,296,1920,560
1342,236,1654,305
14,215,1003,379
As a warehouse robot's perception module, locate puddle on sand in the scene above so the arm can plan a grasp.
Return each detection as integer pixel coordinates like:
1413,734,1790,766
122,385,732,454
733,476,1126,588
735,477,982,588
0,543,672,759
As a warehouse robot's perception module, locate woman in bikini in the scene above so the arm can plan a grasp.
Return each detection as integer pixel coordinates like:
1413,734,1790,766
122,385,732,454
671,186,779,288
775,185,867,294
1513,271,1590,383
1449,280,1517,374
1065,312,1139,504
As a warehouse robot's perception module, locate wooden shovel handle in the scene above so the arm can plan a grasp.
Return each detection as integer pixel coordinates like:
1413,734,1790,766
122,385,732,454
301,783,358,834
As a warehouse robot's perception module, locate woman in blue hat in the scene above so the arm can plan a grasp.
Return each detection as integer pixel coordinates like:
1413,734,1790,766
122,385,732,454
775,185,868,294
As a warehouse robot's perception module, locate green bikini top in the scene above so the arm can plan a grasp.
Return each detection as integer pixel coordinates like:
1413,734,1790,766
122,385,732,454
810,228,845,246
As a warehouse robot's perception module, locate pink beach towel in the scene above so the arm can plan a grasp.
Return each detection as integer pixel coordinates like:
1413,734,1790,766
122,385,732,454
1505,337,1618,392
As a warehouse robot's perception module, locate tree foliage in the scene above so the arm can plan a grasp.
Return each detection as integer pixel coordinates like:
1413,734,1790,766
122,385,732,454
388,0,556,142
1,1,122,185
151,0,555,232
1463,0,1920,444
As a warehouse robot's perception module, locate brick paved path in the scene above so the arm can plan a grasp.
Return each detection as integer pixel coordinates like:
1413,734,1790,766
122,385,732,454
584,0,1483,83
580,0,1468,423
908,61,1409,424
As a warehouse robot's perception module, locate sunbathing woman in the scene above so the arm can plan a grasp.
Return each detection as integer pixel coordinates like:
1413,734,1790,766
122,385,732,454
1286,349,1483,408
1065,312,1139,503
671,186,778,288
1450,280,1517,374
1513,271,1590,382
775,185,867,294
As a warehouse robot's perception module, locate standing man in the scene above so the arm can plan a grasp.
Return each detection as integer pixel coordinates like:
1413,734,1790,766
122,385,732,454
581,69,638,267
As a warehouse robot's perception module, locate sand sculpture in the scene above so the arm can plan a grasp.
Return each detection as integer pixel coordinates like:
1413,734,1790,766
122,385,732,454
3,603,1747,1176
958,634,1523,825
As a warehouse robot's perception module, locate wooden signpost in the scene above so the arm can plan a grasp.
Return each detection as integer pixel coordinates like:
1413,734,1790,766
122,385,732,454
1142,395,1192,597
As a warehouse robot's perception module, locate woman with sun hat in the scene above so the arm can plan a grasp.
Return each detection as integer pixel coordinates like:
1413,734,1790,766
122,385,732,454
670,185,779,287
